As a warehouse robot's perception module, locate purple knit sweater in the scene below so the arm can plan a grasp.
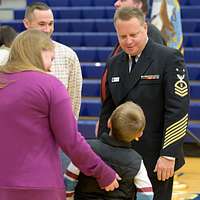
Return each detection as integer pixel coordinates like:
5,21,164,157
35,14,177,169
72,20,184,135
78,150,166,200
0,71,115,200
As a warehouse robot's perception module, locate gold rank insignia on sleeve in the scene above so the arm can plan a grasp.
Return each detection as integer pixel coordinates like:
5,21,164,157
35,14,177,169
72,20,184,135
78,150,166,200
163,114,188,149
174,69,188,97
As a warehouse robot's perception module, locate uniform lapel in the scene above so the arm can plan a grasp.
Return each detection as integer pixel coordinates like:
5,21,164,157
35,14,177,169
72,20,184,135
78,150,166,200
118,53,131,101
109,40,155,104
109,53,129,105
122,40,154,99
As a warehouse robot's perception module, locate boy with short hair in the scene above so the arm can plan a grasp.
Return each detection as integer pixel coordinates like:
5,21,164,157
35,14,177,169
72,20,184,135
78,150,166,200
65,101,153,200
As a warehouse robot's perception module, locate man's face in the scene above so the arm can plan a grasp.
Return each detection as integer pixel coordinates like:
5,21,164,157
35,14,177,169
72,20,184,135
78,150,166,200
23,9,54,37
115,17,147,56
41,49,55,72
114,0,142,10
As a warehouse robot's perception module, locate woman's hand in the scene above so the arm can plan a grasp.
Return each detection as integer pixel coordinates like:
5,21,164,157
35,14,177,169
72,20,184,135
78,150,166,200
103,174,121,191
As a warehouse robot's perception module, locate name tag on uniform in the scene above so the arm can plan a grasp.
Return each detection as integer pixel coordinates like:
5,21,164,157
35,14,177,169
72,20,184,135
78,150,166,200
141,75,160,80
112,77,120,83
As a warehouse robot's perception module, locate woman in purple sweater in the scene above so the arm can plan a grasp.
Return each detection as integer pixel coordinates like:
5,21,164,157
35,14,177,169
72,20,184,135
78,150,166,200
0,29,119,200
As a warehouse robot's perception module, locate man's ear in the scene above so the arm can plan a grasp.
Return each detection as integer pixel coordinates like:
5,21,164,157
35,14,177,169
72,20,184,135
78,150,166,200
23,18,30,29
107,118,112,129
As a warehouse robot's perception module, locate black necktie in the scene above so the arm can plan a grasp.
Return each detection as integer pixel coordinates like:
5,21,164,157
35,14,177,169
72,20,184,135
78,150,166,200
130,56,136,73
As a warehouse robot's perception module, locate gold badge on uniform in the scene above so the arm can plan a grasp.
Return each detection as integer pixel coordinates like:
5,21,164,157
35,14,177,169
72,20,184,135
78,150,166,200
175,73,188,97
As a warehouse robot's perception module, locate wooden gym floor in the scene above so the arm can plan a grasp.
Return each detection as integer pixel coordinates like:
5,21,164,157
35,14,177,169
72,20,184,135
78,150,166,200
172,157,200,200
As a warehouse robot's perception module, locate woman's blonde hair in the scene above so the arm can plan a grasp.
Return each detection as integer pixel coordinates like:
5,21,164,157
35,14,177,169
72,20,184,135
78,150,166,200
0,29,54,88
0,29,54,73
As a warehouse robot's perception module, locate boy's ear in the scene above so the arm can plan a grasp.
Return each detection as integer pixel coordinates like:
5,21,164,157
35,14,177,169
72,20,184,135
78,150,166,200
107,118,112,129
134,131,143,141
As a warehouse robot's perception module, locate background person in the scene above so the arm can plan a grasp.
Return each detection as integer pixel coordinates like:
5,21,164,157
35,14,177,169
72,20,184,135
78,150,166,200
65,102,154,200
23,1,83,172
23,2,82,119
0,25,17,65
98,7,189,200
0,29,119,200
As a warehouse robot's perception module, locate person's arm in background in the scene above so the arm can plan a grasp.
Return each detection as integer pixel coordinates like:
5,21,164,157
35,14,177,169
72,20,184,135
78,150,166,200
67,50,82,119
154,49,190,181
64,162,80,200
98,94,115,136
49,80,119,190
147,23,166,46
134,160,154,200
97,43,122,137
97,61,116,136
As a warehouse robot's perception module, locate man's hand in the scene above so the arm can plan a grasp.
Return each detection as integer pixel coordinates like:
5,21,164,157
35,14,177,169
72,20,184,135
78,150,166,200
154,156,175,181
103,174,121,191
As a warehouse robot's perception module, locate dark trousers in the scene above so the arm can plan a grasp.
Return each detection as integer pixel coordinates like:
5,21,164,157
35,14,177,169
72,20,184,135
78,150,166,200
150,175,174,200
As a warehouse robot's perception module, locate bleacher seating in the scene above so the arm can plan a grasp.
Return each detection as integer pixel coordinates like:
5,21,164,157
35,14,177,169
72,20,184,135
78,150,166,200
3,18,200,33
26,0,116,7
13,6,200,20
0,0,200,141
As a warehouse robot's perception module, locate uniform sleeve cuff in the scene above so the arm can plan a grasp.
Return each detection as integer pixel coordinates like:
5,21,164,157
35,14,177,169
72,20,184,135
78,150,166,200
162,156,175,161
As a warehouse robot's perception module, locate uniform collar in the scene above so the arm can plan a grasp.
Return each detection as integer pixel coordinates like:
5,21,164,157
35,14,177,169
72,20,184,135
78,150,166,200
128,37,149,63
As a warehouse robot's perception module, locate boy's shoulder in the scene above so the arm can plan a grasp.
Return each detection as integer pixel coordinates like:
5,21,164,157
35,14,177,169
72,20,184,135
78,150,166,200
87,138,101,146
86,137,142,160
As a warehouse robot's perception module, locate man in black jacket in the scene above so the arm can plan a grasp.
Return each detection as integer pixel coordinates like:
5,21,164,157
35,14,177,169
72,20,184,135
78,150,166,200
100,0,165,102
98,7,189,200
